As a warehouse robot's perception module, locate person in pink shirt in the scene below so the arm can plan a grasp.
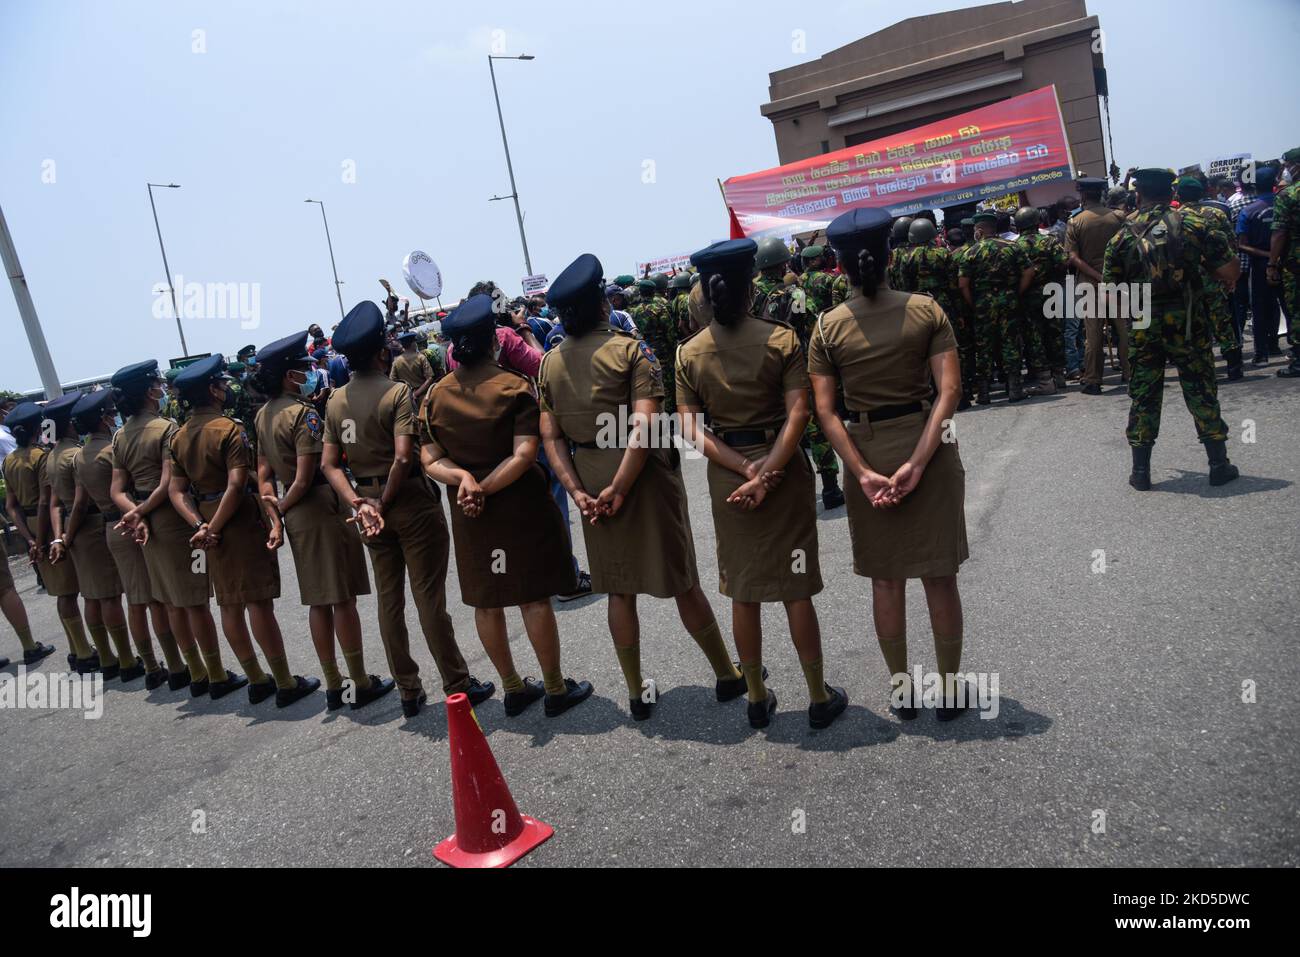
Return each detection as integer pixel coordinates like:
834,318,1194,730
446,305,543,377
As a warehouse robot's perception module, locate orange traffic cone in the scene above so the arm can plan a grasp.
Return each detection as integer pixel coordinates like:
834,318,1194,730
433,692,554,868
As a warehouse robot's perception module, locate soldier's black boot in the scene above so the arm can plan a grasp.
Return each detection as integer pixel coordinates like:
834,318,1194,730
1225,348,1244,381
1206,439,1239,486
1006,371,1026,402
820,471,845,510
975,381,991,405
1128,446,1152,491
23,642,55,665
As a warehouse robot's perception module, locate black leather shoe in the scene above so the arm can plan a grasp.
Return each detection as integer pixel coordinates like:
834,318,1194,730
145,666,169,691
1278,361,1300,378
1251,354,1268,367
168,669,193,692
23,642,55,665
936,681,971,722
351,675,396,711
0,656,8,669
75,657,101,675
120,657,147,682
465,676,495,706
275,675,320,708
100,661,121,681
747,689,778,729
190,676,210,697
544,677,594,717
401,692,427,718
1080,383,1102,395
557,570,594,602
66,651,77,669
808,685,848,729
504,678,546,717
208,670,248,700
715,663,769,702
248,677,277,704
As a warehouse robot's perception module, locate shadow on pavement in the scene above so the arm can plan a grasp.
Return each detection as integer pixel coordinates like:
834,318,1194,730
1154,471,1293,498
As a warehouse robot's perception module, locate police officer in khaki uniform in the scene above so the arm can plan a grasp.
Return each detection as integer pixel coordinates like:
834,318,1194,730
809,208,972,721
1,403,60,668
1067,176,1131,394
110,361,217,693
254,330,395,712
46,391,143,683
70,389,169,688
169,355,318,708
3,400,96,671
419,294,592,718
390,332,436,407
323,301,492,718
538,254,748,721
675,239,847,731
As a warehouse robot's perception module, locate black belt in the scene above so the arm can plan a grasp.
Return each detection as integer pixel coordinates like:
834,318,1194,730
845,402,926,424
21,505,39,518
103,508,122,523
196,483,256,503
717,424,784,448
59,505,100,520
572,440,600,450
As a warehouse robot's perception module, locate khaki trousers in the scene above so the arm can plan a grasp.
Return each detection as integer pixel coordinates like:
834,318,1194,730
1081,284,1131,386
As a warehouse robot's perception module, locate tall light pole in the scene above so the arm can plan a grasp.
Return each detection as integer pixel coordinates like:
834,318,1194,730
488,53,535,278
305,199,345,320
147,182,187,355
0,202,61,398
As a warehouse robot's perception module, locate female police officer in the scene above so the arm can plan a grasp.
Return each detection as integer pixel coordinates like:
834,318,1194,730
538,253,747,722
807,207,970,721
674,239,847,731
419,294,592,718
167,355,318,708
254,330,395,712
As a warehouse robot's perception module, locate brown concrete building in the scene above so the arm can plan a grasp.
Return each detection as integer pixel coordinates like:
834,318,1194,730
760,0,1110,204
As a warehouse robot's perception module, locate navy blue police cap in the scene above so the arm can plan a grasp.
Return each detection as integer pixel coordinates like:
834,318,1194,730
1253,166,1278,191
547,254,606,310
690,238,757,274
332,301,386,359
42,390,84,424
256,330,312,376
4,401,43,434
397,331,418,346
72,388,114,424
1075,176,1108,190
110,359,161,392
173,354,228,395
826,207,893,248
441,294,496,340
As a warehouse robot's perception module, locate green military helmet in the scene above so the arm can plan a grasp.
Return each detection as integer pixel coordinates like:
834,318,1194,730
650,272,669,292
1013,205,1040,232
669,272,691,290
800,243,824,261
890,217,915,245
164,367,180,383
907,218,937,245
614,274,635,287
227,360,247,375
756,236,792,270
1105,186,1129,207
689,273,700,286
637,278,657,293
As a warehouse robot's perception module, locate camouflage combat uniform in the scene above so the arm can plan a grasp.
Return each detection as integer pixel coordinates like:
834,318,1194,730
1180,200,1239,355
1017,231,1069,374
630,295,679,407
799,268,835,316
160,393,188,425
903,243,973,390
830,272,849,307
669,291,691,336
958,236,1030,382
886,247,910,291
1102,203,1234,449
1270,181,1300,357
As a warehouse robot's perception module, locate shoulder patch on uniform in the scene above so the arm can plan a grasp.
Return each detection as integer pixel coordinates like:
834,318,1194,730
303,408,324,440
637,339,660,366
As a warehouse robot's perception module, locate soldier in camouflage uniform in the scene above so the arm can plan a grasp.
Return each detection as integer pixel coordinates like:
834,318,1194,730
958,210,1034,403
629,277,679,407
159,366,188,424
1102,167,1242,490
902,218,972,406
1175,177,1244,381
667,272,692,337
1013,206,1069,396
798,245,836,315
1268,147,1300,378
886,217,914,290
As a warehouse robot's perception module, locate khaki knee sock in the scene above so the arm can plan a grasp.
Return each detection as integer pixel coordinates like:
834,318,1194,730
155,631,184,673
319,659,343,692
800,657,830,704
934,634,963,701
60,617,90,660
341,649,370,690
740,661,767,703
689,620,741,680
200,649,227,684
239,655,270,686
876,634,909,686
182,644,208,682
106,623,135,669
541,666,566,696
264,654,295,690
613,643,643,698
501,671,524,695
87,622,114,666
14,624,36,652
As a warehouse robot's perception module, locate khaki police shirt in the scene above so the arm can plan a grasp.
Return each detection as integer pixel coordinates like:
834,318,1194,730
537,328,663,445
1065,200,1125,275
322,370,415,480
674,315,807,433
807,290,957,412
420,363,539,479
390,351,433,392
75,435,117,513
111,413,178,497
170,410,254,496
254,394,324,489
49,437,83,508
2,445,46,511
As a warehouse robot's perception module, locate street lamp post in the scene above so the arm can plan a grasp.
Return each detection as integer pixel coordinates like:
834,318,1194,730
305,199,346,320
147,182,187,355
488,54,535,278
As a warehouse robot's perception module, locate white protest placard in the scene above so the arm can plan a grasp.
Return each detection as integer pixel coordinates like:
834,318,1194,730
635,253,693,276
1204,153,1250,182
522,274,549,296
403,251,443,300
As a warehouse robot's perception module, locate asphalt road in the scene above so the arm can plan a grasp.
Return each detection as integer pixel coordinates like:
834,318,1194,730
2,357,1297,868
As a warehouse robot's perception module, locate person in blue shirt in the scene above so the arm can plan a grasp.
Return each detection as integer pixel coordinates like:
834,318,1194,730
1237,166,1282,365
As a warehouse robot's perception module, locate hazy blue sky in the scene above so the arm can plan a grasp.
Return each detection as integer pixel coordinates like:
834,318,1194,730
3,0,1298,390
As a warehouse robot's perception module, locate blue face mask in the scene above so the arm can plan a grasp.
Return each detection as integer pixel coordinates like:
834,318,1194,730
297,370,321,398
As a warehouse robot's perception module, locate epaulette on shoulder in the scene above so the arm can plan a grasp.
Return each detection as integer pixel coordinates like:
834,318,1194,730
755,310,795,330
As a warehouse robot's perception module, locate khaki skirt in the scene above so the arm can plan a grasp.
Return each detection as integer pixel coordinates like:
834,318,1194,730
448,464,576,608
573,446,699,598
844,412,968,579
143,502,212,608
38,549,79,598
106,520,154,606
284,484,371,606
67,513,122,601
197,494,281,607
707,440,823,602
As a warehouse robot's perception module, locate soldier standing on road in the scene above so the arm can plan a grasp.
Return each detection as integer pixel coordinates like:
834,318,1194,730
667,272,692,337
323,301,493,718
1268,147,1300,379
959,210,1035,404
1066,176,1131,395
1014,206,1069,396
676,238,848,732
629,277,679,409
798,245,836,315
1176,176,1245,381
886,218,914,291
254,331,395,712
539,254,748,721
1102,168,1242,490
902,218,972,408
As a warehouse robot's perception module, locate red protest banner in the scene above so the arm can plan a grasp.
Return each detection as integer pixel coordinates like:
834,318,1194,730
723,86,1075,238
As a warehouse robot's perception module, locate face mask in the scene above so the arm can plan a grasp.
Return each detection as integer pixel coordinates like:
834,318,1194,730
221,384,236,410
297,370,321,398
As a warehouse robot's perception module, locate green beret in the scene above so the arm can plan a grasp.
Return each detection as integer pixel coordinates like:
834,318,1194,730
614,274,635,287
1132,168,1176,191
971,211,998,225
636,278,656,292
960,218,975,228
164,367,180,382
1175,176,1205,199
800,244,824,260
1283,147,1300,164
226,361,247,374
